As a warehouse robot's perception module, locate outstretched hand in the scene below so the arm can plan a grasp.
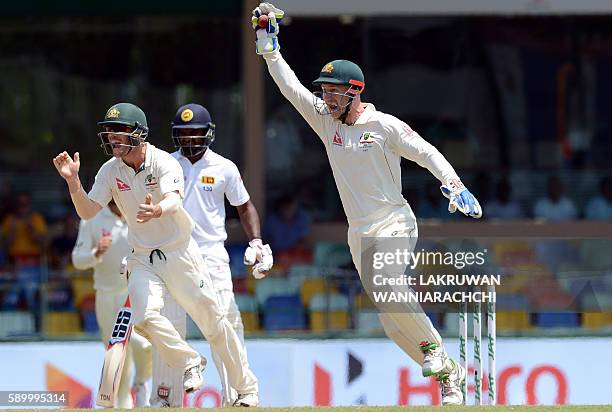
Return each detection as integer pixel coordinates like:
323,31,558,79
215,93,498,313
136,193,162,223
252,2,284,55
440,182,482,219
53,151,81,182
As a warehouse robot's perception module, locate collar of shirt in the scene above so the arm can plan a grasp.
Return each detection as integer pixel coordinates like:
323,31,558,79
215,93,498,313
353,103,376,125
176,148,215,168
119,142,152,174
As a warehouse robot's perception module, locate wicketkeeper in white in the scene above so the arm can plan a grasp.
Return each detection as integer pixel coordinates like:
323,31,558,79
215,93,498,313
52,102,259,407
150,103,271,407
252,3,483,405
72,199,152,408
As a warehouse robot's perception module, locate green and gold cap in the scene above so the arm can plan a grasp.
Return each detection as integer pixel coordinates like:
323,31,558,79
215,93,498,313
312,60,365,90
98,102,148,128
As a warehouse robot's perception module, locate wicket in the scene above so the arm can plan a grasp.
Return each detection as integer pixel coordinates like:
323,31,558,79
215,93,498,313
459,286,496,405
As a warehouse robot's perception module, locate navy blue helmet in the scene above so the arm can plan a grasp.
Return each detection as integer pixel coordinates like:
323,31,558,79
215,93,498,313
171,103,216,157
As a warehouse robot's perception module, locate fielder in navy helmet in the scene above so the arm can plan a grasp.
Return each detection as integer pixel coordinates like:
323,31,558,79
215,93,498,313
152,103,271,407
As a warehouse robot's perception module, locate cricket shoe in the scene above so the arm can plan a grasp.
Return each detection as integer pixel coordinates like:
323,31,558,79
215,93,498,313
233,392,259,407
437,359,466,406
420,341,449,377
134,382,150,407
183,357,207,393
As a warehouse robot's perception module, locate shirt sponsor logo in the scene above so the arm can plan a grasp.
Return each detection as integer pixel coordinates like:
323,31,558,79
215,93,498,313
358,132,375,150
332,132,343,146
115,178,131,191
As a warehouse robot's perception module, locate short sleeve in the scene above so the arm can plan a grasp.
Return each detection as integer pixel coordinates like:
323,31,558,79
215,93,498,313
225,163,250,207
158,155,185,198
88,166,112,208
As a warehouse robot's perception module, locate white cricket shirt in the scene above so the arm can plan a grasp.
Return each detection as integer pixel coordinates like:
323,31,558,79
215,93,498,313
172,149,250,251
88,143,194,251
172,149,250,289
72,207,131,292
264,51,461,225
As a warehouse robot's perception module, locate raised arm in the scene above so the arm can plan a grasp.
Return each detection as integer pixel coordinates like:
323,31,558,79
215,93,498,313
252,3,326,138
52,151,102,220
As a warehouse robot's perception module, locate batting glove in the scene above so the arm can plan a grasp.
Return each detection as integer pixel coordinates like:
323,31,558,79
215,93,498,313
252,2,284,55
244,238,274,279
440,180,482,219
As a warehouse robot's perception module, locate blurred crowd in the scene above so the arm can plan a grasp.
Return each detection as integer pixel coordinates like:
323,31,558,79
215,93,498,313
405,175,612,221
0,173,610,316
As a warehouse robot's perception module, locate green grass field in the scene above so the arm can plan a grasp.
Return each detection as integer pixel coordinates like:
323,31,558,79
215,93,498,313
46,406,610,412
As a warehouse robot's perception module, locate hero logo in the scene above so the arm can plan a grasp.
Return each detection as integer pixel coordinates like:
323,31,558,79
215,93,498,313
314,356,568,405
314,352,365,406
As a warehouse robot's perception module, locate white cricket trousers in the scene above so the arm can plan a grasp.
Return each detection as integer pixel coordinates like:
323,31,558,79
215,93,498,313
127,237,258,395
152,286,186,407
206,256,245,407
96,288,152,408
347,205,443,365
152,256,247,407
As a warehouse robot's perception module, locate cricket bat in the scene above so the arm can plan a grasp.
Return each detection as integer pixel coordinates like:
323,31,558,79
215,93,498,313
96,296,133,408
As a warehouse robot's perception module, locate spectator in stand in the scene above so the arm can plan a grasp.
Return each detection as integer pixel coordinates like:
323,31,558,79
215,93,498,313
1,193,48,264
533,176,577,220
264,195,312,254
49,213,80,271
1,193,48,309
585,177,612,220
485,177,524,219
417,183,449,219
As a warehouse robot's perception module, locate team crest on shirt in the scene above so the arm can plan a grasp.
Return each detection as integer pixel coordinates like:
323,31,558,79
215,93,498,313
358,132,375,150
202,175,215,192
145,174,158,189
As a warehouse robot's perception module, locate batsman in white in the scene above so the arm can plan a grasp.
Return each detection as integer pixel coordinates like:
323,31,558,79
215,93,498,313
52,102,259,407
150,103,271,407
71,199,152,408
252,3,482,405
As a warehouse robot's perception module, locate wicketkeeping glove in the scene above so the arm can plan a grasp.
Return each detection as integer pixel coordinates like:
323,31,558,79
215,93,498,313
244,239,274,279
440,180,482,219
252,2,284,55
